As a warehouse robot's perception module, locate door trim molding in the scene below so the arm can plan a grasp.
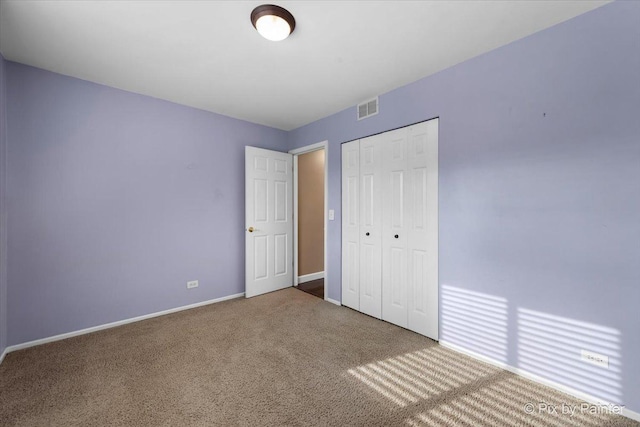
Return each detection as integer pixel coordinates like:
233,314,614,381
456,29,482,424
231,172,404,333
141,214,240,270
289,141,326,155
290,141,328,302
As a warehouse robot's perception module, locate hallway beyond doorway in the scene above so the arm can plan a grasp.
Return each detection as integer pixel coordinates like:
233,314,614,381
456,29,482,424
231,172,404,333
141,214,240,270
297,279,323,299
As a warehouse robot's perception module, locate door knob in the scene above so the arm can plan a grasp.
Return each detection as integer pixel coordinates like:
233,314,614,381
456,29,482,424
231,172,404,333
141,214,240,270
394,234,399,239
248,227,254,233
366,232,370,236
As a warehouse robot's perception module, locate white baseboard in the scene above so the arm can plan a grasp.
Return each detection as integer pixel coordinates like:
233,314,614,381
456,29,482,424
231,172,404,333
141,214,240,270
439,340,640,422
326,297,341,306
625,408,640,423
5,292,245,354
0,348,6,365
297,271,324,284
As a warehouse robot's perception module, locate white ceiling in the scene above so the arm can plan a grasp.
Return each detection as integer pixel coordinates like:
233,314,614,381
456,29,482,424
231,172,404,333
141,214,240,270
0,1,608,131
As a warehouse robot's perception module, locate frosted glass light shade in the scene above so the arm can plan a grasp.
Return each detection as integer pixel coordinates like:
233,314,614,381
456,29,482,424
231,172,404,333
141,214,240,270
256,15,291,41
251,5,296,42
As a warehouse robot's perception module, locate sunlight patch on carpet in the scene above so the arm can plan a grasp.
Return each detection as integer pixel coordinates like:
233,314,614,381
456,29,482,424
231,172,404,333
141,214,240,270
347,346,499,407
404,375,612,427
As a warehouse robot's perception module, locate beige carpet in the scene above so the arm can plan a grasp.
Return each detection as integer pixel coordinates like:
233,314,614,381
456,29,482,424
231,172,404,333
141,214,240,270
0,288,635,426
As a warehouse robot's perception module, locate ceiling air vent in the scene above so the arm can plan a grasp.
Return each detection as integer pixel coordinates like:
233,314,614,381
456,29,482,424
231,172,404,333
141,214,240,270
357,97,379,120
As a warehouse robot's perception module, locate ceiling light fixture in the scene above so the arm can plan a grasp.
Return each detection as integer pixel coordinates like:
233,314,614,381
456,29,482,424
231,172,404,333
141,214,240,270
251,4,296,42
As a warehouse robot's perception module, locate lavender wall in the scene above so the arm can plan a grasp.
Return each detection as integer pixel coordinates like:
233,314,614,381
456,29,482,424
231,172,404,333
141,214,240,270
6,63,287,345
288,1,640,413
2,0,639,415
0,54,8,357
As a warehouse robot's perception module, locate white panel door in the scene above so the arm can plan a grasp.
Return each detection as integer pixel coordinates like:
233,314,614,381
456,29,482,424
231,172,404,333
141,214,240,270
407,119,439,340
382,128,409,328
359,134,383,319
341,140,360,310
245,146,293,298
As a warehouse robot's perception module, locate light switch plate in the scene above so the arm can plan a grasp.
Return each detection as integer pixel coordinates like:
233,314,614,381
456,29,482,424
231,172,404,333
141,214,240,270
329,209,335,221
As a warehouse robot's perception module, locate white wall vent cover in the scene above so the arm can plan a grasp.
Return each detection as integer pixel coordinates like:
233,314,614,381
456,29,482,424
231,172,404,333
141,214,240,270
357,97,379,120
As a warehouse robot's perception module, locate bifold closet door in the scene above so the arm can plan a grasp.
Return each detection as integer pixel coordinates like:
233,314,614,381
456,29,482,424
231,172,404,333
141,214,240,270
341,140,360,310
380,119,439,340
381,128,410,328
341,118,438,340
359,134,383,319
406,119,439,340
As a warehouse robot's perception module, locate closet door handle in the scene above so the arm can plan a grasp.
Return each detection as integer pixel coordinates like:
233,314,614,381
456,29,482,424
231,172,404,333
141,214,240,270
365,232,370,236
394,234,399,239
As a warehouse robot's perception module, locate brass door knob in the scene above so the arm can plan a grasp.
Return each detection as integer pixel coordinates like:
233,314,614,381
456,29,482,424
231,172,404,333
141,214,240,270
248,227,254,232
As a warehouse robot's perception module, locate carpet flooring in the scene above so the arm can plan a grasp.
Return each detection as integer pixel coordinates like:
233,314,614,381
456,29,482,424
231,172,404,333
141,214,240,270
0,288,636,426
297,279,324,299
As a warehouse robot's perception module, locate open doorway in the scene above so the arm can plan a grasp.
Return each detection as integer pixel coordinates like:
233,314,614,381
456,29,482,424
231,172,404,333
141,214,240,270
291,142,327,300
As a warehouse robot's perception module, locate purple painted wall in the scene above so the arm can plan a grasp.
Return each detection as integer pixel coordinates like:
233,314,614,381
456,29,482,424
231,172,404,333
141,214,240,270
2,0,639,416
288,2,640,413
6,63,287,345
0,54,8,357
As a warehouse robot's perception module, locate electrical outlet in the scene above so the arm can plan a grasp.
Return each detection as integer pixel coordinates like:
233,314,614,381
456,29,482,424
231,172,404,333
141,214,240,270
187,280,199,289
328,209,335,221
581,350,608,368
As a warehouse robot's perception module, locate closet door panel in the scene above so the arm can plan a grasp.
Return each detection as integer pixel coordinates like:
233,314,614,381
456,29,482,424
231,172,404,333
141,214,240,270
407,119,439,340
341,140,360,310
342,119,439,339
359,135,383,319
382,129,409,327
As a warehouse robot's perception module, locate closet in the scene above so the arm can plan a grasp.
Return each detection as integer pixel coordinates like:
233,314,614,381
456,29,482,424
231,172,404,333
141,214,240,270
341,118,438,340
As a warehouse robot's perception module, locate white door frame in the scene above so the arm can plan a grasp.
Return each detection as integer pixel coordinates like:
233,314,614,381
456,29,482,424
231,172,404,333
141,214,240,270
289,141,328,301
